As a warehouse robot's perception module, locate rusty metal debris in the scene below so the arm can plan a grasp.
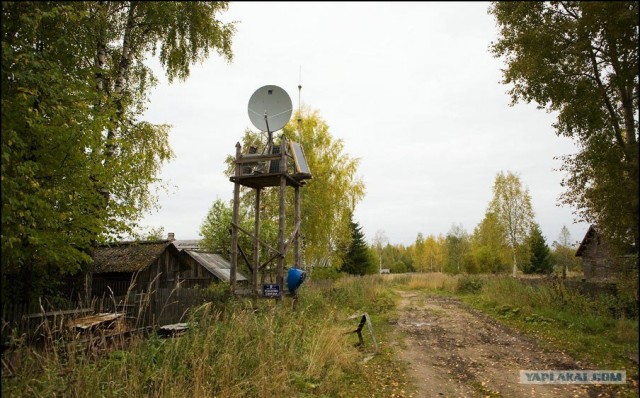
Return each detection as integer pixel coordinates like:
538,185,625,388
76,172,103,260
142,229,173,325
345,312,378,353
157,322,189,338
68,313,125,331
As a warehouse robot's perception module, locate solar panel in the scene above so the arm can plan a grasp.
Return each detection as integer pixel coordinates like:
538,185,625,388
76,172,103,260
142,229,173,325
289,141,311,175
268,145,281,173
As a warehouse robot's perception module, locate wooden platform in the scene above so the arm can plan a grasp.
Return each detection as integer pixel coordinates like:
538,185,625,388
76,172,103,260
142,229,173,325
230,171,311,189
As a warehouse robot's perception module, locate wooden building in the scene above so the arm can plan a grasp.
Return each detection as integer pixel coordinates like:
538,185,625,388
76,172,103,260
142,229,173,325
575,225,636,280
90,237,248,297
91,239,185,297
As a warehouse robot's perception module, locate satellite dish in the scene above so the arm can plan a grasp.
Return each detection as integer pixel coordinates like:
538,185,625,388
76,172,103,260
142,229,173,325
247,85,292,133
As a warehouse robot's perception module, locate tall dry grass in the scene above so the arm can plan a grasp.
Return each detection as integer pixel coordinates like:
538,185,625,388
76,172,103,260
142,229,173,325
386,272,458,291
2,276,394,397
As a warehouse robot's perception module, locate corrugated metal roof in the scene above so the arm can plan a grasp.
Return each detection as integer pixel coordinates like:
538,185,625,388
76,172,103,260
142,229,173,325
92,241,171,273
183,251,248,282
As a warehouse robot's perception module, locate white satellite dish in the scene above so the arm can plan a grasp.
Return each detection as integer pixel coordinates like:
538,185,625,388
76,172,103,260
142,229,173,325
247,85,292,133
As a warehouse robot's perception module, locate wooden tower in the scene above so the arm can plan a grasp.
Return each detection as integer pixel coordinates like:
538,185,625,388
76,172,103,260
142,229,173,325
229,136,311,297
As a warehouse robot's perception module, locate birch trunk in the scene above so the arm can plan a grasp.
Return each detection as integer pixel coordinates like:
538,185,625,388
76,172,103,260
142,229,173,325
105,1,137,160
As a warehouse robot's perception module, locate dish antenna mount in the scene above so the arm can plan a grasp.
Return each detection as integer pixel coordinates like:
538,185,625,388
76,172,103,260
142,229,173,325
247,85,292,148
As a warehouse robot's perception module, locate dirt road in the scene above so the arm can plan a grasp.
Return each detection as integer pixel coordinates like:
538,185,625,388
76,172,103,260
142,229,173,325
391,290,616,398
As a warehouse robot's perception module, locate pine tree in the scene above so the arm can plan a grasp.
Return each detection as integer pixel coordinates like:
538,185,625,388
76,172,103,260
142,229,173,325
524,224,552,274
341,217,375,275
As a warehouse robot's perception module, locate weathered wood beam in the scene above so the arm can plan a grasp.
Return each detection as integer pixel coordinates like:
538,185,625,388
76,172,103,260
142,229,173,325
237,243,252,272
282,220,301,257
234,154,282,164
253,188,261,295
231,222,280,256
294,185,301,268
259,253,280,271
230,142,241,293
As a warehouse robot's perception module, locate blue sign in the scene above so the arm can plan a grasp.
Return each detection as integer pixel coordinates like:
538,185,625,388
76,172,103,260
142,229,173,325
262,284,280,298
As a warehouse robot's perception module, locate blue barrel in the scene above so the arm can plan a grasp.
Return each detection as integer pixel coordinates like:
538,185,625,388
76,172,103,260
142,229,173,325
287,267,307,294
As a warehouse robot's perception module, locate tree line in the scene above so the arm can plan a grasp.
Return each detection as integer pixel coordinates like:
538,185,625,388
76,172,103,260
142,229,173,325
372,200,582,277
337,172,582,277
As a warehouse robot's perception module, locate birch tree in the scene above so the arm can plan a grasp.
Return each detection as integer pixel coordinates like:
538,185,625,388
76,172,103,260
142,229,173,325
444,223,470,274
488,171,535,277
423,235,442,273
2,2,235,304
372,229,389,274
470,211,511,273
412,233,427,273
552,225,580,278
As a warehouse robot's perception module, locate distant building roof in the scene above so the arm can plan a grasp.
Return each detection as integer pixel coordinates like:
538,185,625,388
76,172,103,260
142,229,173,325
172,240,201,251
92,240,171,273
575,225,597,257
182,250,248,282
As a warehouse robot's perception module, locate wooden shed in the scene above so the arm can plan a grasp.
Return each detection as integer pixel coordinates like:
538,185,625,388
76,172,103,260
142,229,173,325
575,225,635,280
91,239,188,297
90,237,249,297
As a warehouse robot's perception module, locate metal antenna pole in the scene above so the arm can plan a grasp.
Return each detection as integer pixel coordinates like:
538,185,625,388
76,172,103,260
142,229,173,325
297,66,302,130
264,111,272,149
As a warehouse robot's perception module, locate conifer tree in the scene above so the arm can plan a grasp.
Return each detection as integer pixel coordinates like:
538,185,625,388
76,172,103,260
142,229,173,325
341,217,375,275
524,223,552,274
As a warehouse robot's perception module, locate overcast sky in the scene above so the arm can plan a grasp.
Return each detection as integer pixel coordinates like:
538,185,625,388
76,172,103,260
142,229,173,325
140,2,590,247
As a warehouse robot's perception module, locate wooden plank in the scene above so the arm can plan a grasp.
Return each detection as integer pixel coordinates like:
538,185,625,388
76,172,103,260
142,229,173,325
231,222,281,256
276,139,287,297
259,253,280,271
294,186,301,268
282,220,301,257
69,312,124,330
229,173,308,189
231,142,241,293
23,307,93,319
237,242,252,271
235,153,281,164
253,187,261,295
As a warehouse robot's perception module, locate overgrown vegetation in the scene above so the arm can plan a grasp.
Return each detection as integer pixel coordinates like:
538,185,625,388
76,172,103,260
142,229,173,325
4,273,637,396
466,277,639,372
2,276,411,397
392,273,638,381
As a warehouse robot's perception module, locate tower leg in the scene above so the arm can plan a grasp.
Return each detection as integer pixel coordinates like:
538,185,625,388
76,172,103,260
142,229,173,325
253,188,261,297
230,142,241,294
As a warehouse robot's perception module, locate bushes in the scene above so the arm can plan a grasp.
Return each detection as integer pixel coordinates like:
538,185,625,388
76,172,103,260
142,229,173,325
455,275,483,294
309,266,344,281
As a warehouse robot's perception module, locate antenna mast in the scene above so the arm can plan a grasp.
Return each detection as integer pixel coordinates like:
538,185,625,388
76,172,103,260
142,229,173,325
297,66,302,135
